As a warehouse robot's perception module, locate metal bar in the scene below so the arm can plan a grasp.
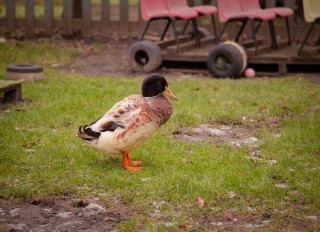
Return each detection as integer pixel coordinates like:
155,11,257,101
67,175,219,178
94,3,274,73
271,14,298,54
211,14,217,42
235,19,247,42
160,20,171,40
298,21,316,55
268,20,277,50
248,18,259,55
191,18,200,47
285,17,291,45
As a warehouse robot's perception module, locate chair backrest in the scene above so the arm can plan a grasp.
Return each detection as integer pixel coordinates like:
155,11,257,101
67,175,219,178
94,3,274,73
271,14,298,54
303,0,320,22
217,0,244,22
140,0,170,21
167,0,189,9
239,0,261,12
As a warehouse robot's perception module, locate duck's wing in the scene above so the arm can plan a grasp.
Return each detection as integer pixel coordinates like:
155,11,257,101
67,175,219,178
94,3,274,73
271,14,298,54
78,94,145,140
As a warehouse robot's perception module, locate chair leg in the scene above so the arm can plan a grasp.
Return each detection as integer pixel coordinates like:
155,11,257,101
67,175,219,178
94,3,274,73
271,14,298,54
248,18,259,55
141,20,153,40
181,20,190,35
285,17,291,45
191,18,201,47
217,21,229,43
254,20,262,34
235,19,248,42
171,19,180,52
268,20,277,50
298,21,316,55
211,14,218,42
161,19,171,40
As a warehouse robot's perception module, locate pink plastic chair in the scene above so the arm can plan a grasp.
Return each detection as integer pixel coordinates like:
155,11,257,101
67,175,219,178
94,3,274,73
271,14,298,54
217,0,264,54
241,0,293,46
140,0,198,51
168,0,218,39
239,0,277,49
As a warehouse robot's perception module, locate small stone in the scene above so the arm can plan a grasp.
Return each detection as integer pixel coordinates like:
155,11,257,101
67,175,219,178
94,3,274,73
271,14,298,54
307,216,318,221
267,159,278,165
72,199,89,208
57,212,73,218
275,183,288,188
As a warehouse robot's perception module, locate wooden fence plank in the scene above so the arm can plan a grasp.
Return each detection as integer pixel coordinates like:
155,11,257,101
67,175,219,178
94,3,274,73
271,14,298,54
25,0,35,36
101,0,110,34
5,0,15,34
63,0,73,35
82,0,91,36
44,0,54,35
120,0,129,33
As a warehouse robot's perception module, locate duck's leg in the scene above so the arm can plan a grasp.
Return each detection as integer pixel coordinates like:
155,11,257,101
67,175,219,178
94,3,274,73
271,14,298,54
126,153,142,166
121,151,143,171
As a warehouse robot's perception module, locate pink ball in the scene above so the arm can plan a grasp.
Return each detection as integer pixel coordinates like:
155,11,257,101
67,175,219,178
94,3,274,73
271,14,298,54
245,68,255,78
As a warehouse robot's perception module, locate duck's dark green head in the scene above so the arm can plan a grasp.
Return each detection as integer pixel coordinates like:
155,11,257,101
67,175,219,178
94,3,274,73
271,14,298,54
141,74,177,100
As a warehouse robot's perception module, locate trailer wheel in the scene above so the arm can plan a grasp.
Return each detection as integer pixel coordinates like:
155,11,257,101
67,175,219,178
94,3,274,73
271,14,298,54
128,40,162,72
207,42,247,78
185,27,211,39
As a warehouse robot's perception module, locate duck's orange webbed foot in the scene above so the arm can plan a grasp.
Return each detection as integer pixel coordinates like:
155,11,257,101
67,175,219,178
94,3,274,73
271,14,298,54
129,160,142,166
121,151,143,172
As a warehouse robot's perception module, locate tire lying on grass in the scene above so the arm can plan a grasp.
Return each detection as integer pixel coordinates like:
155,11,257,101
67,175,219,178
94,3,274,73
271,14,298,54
206,42,247,78
6,63,44,81
128,40,162,72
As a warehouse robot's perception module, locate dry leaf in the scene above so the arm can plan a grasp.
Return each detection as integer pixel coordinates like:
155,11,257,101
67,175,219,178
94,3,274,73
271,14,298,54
275,183,288,188
224,210,234,221
228,191,236,199
104,216,115,222
197,197,205,209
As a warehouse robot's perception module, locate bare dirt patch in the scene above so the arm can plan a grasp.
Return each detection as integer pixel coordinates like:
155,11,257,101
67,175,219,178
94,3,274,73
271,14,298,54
173,123,259,148
0,196,128,231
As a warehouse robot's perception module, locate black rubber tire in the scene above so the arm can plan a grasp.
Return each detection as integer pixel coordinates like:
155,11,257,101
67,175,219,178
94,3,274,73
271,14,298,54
6,64,43,73
128,40,162,72
185,27,211,39
206,42,246,78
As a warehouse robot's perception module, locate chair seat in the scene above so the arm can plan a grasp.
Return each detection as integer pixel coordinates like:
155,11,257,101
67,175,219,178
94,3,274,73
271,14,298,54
243,10,275,20
192,5,218,15
169,6,198,19
268,7,293,17
143,10,176,20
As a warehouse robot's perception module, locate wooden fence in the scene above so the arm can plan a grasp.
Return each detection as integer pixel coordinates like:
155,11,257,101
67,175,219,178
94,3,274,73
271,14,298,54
0,0,318,42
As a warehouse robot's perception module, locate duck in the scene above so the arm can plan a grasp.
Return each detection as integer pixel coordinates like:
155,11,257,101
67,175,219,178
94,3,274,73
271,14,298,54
77,74,177,172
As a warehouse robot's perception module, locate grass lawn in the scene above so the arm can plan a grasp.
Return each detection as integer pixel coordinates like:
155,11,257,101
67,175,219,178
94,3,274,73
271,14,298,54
0,39,320,231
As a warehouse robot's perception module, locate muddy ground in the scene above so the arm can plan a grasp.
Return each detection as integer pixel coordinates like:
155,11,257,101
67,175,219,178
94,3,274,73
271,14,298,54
1,35,319,231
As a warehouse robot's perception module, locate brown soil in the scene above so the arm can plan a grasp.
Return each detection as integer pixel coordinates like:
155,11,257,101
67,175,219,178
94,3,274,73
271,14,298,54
0,196,128,231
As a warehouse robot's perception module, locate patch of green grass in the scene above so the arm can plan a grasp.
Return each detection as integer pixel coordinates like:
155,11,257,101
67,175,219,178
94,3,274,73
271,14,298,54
0,40,320,230
0,39,76,78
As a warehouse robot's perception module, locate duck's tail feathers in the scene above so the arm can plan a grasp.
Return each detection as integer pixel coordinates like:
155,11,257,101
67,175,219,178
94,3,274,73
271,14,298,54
77,125,101,141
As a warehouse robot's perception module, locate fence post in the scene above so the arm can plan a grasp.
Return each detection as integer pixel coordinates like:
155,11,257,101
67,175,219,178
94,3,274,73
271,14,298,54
25,0,35,37
63,0,73,35
44,0,54,35
120,0,129,34
5,0,15,35
101,0,110,35
82,0,91,36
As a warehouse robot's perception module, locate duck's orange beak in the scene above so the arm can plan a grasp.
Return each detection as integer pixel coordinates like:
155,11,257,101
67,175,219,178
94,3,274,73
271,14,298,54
163,86,178,100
